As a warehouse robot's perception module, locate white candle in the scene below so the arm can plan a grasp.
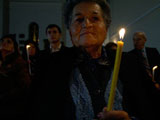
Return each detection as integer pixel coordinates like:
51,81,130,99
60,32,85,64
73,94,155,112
152,65,158,83
26,45,31,75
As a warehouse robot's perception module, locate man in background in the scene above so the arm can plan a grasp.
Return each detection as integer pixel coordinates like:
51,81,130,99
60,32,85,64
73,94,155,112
130,31,160,84
122,31,160,120
42,24,67,54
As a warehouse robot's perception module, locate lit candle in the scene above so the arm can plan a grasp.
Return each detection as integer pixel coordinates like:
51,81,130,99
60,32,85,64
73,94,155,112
26,44,31,75
152,65,158,83
107,28,126,111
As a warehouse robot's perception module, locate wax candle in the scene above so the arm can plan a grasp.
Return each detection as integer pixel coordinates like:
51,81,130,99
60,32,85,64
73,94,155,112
152,65,158,83
26,45,31,75
107,28,125,111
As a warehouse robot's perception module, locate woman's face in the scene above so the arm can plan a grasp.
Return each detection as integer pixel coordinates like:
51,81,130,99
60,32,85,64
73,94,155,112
69,2,107,49
0,37,14,53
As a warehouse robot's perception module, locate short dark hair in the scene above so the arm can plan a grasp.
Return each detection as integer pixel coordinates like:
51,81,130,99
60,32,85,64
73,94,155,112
105,42,117,50
45,24,62,34
63,0,111,29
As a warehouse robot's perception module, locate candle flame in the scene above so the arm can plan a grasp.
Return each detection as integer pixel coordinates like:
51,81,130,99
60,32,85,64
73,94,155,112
26,45,31,49
152,65,158,71
119,28,126,40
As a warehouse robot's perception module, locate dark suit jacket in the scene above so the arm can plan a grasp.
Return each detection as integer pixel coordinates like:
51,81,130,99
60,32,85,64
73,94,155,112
145,47,160,83
120,47,160,120
145,47,160,68
130,47,160,82
129,47,160,68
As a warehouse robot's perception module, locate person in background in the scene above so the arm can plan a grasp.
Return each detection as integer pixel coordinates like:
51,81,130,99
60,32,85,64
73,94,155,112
28,24,69,119
42,24,67,54
0,34,31,120
105,41,117,50
121,31,160,120
129,31,160,88
35,24,68,78
22,41,40,78
130,31,160,70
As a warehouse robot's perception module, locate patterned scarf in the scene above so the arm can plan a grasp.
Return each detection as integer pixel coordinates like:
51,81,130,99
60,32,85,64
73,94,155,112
70,67,123,120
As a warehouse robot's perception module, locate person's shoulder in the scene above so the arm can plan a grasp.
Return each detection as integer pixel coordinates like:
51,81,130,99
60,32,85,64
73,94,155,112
146,47,158,51
146,46,156,49
127,49,141,59
38,49,51,59
39,49,50,55
124,49,139,62
128,49,136,54
125,49,136,58
61,45,69,50
146,47,160,54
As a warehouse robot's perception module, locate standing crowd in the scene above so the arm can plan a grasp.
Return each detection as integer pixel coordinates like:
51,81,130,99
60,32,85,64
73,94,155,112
0,0,160,120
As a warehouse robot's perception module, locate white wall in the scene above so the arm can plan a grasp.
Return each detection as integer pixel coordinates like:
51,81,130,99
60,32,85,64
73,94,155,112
9,1,63,50
109,0,160,52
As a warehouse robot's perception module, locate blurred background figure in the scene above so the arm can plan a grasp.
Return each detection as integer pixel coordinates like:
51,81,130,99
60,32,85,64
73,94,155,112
121,31,160,120
129,31,160,87
38,24,68,66
0,34,31,120
105,42,117,50
35,24,68,78
22,40,40,78
42,24,67,54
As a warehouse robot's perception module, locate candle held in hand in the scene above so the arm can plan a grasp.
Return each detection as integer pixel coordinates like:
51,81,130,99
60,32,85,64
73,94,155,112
107,28,125,111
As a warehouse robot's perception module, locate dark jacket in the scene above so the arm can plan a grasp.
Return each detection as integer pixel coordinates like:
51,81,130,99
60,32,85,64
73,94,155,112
0,52,31,119
30,47,117,120
120,47,160,120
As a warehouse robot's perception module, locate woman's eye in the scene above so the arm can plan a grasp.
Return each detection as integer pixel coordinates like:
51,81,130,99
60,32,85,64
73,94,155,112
75,18,84,23
92,17,99,21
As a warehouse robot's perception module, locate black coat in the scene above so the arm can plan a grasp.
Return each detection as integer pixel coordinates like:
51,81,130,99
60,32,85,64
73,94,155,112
120,47,160,120
29,47,116,120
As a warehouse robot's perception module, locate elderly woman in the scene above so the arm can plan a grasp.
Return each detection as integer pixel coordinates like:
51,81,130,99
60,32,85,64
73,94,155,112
32,0,130,120
65,0,118,118
63,0,131,119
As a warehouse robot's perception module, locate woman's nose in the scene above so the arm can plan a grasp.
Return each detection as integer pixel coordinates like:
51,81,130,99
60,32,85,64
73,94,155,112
82,18,92,28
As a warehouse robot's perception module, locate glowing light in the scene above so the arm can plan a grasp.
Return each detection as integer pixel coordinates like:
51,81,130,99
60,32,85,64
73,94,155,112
119,28,126,40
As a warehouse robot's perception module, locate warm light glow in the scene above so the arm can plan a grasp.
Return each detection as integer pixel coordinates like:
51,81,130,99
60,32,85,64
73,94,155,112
152,65,158,71
152,65,158,82
26,45,31,49
113,39,117,43
119,28,126,40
